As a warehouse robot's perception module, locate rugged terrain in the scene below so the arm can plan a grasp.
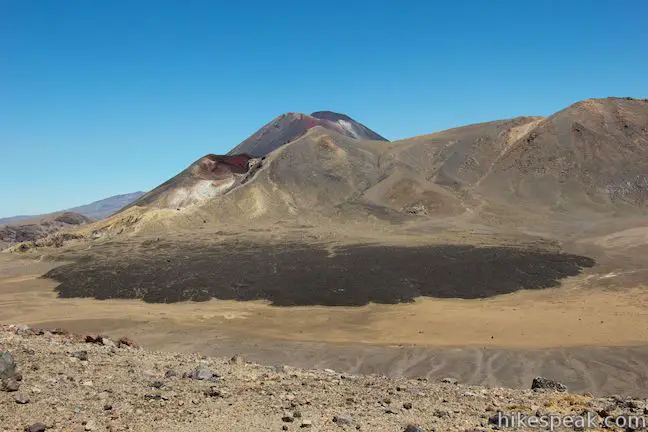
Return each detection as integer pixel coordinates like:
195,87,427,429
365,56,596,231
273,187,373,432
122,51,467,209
21,98,647,309
0,192,144,250
2,324,647,432
62,97,647,243
0,213,91,251
0,192,144,225
2,97,648,408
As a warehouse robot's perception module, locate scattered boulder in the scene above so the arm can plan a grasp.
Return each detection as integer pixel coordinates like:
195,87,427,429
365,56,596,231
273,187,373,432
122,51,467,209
333,415,358,428
531,377,567,392
1,351,20,392
14,393,30,404
403,402,413,410
71,350,89,361
433,409,450,418
117,337,138,348
25,423,46,432
204,387,227,398
300,420,313,428
85,334,104,344
15,325,32,336
441,377,458,385
2,377,20,391
150,380,164,389
184,366,219,381
404,426,425,432
1,351,17,379
144,393,168,401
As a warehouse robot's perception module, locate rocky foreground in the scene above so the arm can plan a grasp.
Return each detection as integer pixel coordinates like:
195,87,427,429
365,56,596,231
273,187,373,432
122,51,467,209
1,325,646,432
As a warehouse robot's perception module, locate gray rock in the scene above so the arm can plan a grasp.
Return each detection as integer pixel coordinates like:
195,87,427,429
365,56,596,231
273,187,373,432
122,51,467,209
300,420,313,428
150,380,164,389
185,366,218,381
15,325,32,336
164,370,177,378
404,426,425,432
2,377,20,392
71,351,88,361
144,393,168,401
403,402,413,410
26,423,47,432
0,351,17,379
204,387,227,398
441,377,458,385
14,394,29,404
333,415,358,428
531,377,567,392
433,409,450,418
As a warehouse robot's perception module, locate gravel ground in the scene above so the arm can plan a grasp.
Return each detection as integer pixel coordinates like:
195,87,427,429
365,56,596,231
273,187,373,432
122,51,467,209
1,325,645,432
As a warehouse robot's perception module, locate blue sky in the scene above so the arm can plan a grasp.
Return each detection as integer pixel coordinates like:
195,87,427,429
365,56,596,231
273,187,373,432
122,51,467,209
1,0,647,217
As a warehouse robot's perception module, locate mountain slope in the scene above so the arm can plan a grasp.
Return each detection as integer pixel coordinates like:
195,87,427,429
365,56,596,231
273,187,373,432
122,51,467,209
121,155,256,211
65,98,648,240
227,111,388,157
0,212,91,250
478,97,648,209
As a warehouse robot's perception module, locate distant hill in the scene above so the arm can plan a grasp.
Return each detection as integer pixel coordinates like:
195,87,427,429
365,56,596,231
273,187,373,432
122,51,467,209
0,192,144,225
0,212,92,250
0,192,144,249
65,191,145,219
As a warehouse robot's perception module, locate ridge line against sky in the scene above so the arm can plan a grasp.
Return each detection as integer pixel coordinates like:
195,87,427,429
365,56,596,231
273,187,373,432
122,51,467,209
1,0,647,216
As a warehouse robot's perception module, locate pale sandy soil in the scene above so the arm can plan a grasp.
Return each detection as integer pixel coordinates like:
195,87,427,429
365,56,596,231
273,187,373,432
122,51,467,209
2,253,648,349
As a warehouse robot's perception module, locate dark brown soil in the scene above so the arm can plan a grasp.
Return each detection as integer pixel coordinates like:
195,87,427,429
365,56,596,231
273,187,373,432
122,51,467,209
44,242,595,305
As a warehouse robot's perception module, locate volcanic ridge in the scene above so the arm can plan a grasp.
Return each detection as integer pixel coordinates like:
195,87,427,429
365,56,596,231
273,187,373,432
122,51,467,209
11,97,648,308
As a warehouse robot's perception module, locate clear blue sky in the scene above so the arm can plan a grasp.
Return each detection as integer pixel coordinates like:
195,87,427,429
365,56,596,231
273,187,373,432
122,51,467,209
1,0,647,217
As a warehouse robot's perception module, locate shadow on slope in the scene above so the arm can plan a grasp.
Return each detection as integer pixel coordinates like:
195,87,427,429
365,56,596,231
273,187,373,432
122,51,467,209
44,243,595,306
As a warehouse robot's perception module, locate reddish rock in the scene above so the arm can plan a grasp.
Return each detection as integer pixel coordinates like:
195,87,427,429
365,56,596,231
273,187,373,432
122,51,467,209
117,337,138,348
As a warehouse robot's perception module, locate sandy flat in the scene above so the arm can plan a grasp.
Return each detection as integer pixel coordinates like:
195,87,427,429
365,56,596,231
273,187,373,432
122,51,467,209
2,250,648,396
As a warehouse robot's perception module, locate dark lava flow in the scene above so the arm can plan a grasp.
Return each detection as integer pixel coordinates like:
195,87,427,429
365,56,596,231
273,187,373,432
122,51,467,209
44,243,595,306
